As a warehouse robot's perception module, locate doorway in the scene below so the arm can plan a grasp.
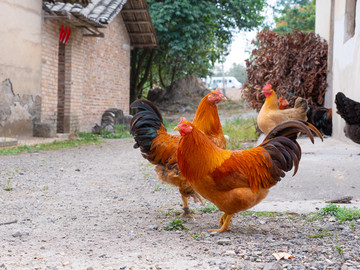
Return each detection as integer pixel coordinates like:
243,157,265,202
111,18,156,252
57,43,66,133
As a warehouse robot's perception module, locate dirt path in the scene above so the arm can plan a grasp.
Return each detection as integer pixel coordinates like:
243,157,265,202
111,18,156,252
1,138,359,269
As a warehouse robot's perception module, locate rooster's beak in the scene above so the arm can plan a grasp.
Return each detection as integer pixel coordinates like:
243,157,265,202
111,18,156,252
174,126,179,131
221,95,227,101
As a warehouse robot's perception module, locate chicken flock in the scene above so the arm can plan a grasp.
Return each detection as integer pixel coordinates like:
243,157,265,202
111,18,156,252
130,84,357,232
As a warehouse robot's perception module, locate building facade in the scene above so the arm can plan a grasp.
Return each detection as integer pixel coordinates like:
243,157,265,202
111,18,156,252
316,0,360,142
0,0,156,137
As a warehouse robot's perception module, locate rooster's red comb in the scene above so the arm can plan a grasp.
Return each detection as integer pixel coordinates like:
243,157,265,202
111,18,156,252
263,84,272,91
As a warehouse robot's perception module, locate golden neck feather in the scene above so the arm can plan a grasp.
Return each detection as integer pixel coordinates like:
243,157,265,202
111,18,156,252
177,128,231,182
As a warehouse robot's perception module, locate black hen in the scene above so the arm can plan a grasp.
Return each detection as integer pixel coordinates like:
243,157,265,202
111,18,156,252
335,92,360,144
307,106,332,136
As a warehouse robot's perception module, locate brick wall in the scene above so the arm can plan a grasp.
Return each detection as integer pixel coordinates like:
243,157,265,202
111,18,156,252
81,15,130,131
41,17,60,129
41,13,130,134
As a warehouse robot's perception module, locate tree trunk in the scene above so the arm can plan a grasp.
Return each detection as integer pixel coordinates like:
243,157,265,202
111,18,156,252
137,49,155,98
129,48,157,111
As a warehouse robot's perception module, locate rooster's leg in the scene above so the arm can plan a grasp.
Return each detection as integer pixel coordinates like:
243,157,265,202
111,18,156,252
181,194,197,218
210,214,233,233
219,213,228,226
191,193,205,206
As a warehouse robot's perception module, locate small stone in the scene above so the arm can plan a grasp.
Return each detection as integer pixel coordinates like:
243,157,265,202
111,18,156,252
217,239,231,245
263,262,281,270
148,225,158,230
12,232,22,237
259,220,266,225
12,231,28,237
223,250,236,256
208,260,217,266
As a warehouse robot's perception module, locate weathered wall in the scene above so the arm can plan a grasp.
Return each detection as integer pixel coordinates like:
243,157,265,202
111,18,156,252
331,0,360,142
0,0,42,94
0,0,42,137
0,79,41,137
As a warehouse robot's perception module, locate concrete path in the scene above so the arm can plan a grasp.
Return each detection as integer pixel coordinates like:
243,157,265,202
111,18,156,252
253,136,360,213
6,133,360,214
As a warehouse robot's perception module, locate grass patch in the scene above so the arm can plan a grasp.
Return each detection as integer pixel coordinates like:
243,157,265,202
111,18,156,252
239,211,278,217
222,117,258,150
307,228,337,238
163,219,188,231
254,211,278,217
3,179,13,191
304,212,323,222
199,201,219,213
85,124,132,139
190,233,205,241
319,203,360,223
0,135,101,156
334,244,344,256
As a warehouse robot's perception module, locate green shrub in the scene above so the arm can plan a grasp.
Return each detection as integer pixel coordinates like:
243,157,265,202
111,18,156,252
320,203,360,223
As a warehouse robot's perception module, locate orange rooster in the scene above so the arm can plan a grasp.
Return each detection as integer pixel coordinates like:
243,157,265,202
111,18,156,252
257,84,308,135
175,118,322,232
130,89,227,217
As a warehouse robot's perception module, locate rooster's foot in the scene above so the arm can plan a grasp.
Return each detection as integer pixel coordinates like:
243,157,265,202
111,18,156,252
182,207,200,219
210,213,233,233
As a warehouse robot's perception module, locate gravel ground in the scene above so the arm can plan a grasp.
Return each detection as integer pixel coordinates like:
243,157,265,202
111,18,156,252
0,138,359,270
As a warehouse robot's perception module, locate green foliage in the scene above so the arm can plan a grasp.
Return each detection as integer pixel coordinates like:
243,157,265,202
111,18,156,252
319,203,360,223
199,201,219,213
98,124,132,139
0,136,100,156
222,117,258,150
334,244,344,256
240,211,255,216
3,179,13,191
304,213,323,222
319,203,340,216
190,233,205,241
163,219,188,231
307,228,337,239
272,0,315,34
254,211,278,217
131,0,267,101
